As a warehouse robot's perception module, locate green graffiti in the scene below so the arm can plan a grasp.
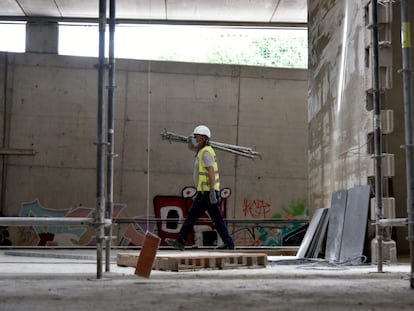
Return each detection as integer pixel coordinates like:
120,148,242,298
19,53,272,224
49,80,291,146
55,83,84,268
272,198,309,219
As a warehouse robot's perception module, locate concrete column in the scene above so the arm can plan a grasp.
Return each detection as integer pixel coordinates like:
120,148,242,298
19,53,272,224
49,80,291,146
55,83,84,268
25,21,58,54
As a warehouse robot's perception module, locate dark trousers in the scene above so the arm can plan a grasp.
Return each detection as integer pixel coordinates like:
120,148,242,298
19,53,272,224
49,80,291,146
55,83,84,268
177,191,234,247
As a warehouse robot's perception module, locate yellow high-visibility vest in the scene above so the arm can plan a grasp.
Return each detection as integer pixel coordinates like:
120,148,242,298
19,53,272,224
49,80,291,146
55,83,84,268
197,146,220,191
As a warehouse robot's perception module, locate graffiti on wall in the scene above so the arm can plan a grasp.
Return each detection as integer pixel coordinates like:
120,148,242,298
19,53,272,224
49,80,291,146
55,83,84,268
243,199,271,218
233,197,309,246
5,199,130,246
232,222,307,246
1,198,166,247
118,216,157,246
0,226,11,246
2,190,308,247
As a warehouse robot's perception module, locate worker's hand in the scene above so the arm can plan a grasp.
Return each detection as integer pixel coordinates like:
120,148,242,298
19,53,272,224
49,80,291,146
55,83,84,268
209,190,218,204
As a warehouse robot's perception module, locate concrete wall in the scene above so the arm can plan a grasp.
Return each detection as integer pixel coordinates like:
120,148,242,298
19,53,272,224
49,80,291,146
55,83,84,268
308,0,412,253
308,0,370,209
0,52,308,245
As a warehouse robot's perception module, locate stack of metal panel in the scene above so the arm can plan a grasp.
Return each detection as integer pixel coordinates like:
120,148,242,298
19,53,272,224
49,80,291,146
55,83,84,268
297,185,371,265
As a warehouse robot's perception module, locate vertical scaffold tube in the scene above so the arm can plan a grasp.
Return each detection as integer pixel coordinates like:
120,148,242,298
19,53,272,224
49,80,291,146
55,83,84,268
371,0,384,272
105,0,116,273
401,0,414,289
96,0,107,279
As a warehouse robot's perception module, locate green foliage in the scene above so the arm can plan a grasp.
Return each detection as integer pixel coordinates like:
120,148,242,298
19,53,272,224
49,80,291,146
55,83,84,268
251,36,308,68
207,33,308,68
142,29,308,69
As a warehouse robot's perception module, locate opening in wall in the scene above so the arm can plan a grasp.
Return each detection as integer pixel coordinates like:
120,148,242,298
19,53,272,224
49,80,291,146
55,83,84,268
0,22,26,53
58,23,308,68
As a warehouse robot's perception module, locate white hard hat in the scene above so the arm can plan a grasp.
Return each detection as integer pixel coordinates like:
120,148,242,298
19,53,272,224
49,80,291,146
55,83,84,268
193,125,211,138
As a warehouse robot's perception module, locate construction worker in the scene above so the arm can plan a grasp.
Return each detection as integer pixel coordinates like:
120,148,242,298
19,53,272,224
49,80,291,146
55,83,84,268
165,125,235,250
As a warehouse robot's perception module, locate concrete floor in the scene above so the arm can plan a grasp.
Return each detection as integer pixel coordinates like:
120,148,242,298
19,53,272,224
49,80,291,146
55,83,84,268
0,249,413,311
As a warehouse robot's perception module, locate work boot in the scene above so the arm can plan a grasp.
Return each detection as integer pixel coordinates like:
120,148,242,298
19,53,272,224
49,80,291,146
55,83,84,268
165,238,185,251
217,244,235,250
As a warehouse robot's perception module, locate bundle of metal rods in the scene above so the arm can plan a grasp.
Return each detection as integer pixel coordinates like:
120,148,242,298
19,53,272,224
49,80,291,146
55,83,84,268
160,129,262,159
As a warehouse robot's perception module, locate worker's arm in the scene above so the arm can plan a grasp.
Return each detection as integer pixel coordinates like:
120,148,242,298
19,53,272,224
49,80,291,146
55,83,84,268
207,165,218,204
207,166,216,189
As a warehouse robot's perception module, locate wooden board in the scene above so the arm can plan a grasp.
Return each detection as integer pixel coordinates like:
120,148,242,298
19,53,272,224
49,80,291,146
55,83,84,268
231,247,298,256
135,232,161,278
118,251,267,272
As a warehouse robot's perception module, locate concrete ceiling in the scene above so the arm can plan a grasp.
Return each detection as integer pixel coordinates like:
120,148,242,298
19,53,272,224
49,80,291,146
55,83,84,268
0,0,307,26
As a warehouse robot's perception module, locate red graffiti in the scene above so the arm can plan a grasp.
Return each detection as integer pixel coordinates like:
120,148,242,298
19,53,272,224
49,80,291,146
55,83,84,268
243,199,271,218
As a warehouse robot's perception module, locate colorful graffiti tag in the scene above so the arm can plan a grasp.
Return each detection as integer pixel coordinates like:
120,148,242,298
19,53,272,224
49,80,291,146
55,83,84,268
243,198,271,218
8,199,133,246
2,192,308,247
234,197,309,246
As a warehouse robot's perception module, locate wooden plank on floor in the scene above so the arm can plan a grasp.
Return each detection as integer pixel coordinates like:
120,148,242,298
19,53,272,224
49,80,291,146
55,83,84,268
117,251,267,272
222,247,298,256
117,252,139,267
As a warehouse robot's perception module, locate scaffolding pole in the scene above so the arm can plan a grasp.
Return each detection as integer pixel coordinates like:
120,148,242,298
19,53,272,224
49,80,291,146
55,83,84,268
0,2,113,280
371,0,384,273
400,0,414,289
0,217,111,227
105,0,116,273
96,0,107,280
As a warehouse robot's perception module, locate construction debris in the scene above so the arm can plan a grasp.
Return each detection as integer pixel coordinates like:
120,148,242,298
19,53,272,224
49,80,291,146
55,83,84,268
161,129,262,159
135,232,161,278
118,251,267,272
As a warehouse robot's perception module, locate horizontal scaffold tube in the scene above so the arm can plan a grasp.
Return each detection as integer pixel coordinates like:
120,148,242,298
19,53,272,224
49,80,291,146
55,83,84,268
0,217,112,227
375,218,409,227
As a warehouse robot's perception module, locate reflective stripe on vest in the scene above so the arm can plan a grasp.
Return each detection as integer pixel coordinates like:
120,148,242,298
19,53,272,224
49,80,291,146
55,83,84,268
197,146,220,191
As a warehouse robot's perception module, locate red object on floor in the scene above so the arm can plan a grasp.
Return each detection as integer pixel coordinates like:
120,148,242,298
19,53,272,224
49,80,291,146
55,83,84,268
135,232,161,278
